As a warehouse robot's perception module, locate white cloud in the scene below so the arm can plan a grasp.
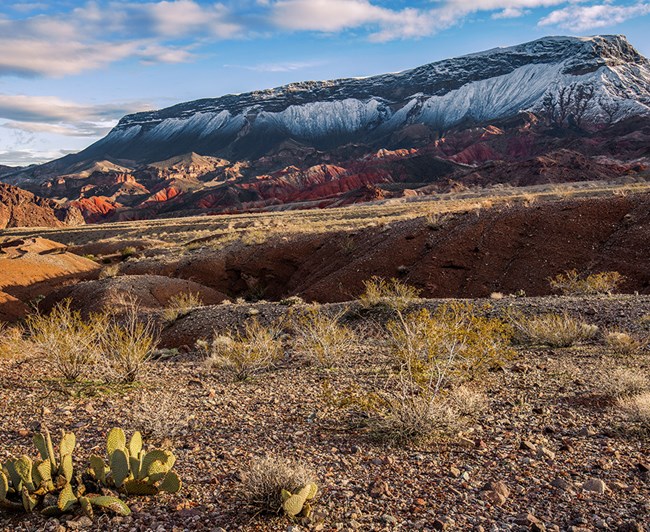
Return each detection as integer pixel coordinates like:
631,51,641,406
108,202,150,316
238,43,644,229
0,1,243,78
539,2,650,30
0,94,150,137
266,0,581,41
225,61,324,72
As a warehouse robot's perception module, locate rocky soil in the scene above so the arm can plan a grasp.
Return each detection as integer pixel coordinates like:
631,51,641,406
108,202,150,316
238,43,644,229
0,295,648,531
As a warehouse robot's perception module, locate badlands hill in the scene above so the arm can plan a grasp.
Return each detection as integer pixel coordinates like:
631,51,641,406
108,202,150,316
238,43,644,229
2,35,649,222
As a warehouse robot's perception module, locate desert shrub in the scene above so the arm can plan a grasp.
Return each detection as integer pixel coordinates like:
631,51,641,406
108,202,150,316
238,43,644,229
509,312,598,348
293,309,357,367
0,324,28,359
370,390,459,445
120,246,137,259
202,319,283,381
241,455,317,515
26,300,103,380
359,276,421,311
98,302,158,384
163,292,203,322
387,303,514,386
368,303,509,445
99,264,120,279
605,331,646,356
130,389,189,440
617,393,650,428
549,270,624,296
601,368,649,398
279,295,305,307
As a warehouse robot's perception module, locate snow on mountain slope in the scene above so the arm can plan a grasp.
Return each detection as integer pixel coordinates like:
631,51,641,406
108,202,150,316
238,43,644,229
11,35,650,178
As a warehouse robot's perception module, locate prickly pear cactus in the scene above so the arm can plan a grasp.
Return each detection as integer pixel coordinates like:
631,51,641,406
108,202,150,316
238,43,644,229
281,483,318,518
88,428,182,497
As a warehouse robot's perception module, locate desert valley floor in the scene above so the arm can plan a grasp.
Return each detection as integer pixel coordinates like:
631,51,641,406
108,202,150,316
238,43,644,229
0,184,649,531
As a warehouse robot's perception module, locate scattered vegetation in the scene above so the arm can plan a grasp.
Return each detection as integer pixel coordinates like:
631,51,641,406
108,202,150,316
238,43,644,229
605,331,646,356
0,425,179,519
359,276,421,311
617,393,650,429
509,312,599,348
292,308,357,368
549,270,624,296
98,264,120,279
98,303,158,384
201,319,283,381
163,292,203,322
25,301,102,381
601,368,649,399
240,455,317,517
130,390,190,441
120,246,137,259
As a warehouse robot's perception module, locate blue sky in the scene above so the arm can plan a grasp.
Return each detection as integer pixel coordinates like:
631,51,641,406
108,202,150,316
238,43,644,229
0,0,649,166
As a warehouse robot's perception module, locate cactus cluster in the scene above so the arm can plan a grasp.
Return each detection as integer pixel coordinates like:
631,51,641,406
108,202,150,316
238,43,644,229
88,428,182,496
0,427,129,518
281,483,318,519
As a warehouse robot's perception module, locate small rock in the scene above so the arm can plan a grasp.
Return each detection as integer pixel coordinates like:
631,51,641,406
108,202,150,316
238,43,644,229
520,440,537,452
369,479,390,498
483,480,510,499
550,478,571,490
481,489,506,506
537,446,556,460
617,521,644,532
449,466,461,478
582,478,607,494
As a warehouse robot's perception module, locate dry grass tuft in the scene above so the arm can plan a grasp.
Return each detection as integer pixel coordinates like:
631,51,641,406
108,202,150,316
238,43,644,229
163,292,204,322
99,301,158,384
549,270,624,296
601,368,649,399
202,319,283,381
240,455,317,515
359,276,421,311
130,389,190,441
605,331,646,356
509,312,598,348
25,300,102,381
617,393,650,428
98,264,120,279
292,308,357,368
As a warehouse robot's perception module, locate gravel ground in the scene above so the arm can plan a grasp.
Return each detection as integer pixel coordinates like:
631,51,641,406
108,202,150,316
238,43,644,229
1,295,649,531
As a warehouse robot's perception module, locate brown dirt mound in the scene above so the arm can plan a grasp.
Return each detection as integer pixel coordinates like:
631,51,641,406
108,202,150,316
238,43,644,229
0,237,100,321
40,274,228,315
122,193,650,301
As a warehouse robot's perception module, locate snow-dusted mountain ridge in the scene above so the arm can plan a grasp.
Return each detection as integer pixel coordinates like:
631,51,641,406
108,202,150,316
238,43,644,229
47,35,650,164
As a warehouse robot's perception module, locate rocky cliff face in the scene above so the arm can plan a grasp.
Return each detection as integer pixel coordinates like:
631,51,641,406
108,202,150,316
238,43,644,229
3,35,650,223
0,183,85,229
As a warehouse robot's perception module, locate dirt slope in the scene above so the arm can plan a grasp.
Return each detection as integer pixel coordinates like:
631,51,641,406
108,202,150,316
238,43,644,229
0,237,99,320
120,193,650,302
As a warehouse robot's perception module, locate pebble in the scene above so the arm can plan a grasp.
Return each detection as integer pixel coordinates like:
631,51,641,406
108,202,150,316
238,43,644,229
582,478,607,494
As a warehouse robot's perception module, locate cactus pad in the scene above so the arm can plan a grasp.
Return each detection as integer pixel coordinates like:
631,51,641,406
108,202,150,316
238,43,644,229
109,449,130,488
122,479,158,496
78,496,94,519
106,428,126,457
128,431,143,458
158,471,182,494
88,495,131,516
60,432,76,458
57,483,77,512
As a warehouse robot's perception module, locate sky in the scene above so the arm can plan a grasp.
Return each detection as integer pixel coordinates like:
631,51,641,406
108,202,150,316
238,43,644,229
0,0,649,167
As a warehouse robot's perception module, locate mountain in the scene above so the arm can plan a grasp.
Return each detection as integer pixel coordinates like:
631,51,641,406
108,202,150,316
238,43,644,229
0,183,85,229
3,35,650,222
